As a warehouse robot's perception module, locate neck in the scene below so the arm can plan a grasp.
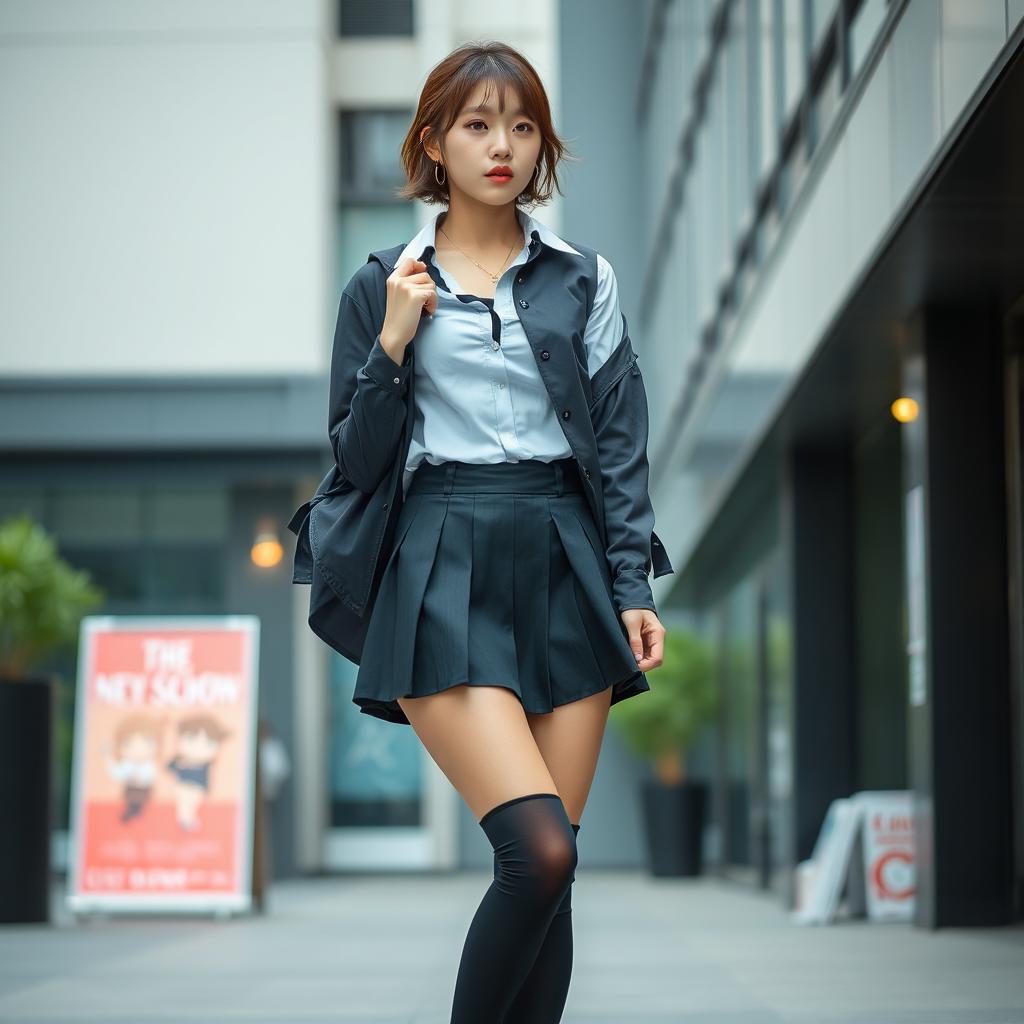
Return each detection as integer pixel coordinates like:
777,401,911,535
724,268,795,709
437,200,525,254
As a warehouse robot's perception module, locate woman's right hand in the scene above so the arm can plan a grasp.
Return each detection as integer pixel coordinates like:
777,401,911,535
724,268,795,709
380,258,438,358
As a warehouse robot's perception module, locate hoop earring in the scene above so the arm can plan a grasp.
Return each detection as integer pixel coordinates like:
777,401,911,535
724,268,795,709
434,161,446,186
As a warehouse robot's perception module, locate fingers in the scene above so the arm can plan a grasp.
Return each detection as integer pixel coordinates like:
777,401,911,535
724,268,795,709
621,609,665,671
390,271,434,287
393,257,425,276
393,258,432,281
624,614,644,666
643,627,664,668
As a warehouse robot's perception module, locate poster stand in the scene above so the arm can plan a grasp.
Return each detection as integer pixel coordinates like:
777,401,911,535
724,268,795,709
66,616,261,919
791,790,915,925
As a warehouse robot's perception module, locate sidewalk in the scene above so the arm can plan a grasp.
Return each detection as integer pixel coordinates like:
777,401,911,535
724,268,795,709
0,871,1022,1023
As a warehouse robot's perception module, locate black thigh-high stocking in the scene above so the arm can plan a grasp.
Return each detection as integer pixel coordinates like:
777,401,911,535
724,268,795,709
449,793,577,1024
501,820,580,1023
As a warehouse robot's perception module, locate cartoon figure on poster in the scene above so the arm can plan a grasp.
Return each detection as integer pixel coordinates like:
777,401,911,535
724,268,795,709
102,713,163,823
164,714,231,832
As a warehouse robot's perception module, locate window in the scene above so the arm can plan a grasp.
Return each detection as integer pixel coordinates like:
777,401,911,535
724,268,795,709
779,0,805,123
337,0,413,37
337,109,412,202
809,0,838,58
810,53,841,147
725,1,753,240
334,108,417,306
754,0,779,183
848,0,889,79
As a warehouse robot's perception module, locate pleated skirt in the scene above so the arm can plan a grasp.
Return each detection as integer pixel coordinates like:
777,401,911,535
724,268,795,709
352,456,651,725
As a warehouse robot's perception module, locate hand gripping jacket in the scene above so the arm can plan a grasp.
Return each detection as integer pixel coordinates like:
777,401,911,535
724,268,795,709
287,232,674,664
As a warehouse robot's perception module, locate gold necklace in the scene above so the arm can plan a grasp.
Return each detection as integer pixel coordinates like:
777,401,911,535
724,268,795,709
437,223,523,284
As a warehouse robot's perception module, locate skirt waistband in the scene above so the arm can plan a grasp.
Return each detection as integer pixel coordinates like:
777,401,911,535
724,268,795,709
408,457,583,495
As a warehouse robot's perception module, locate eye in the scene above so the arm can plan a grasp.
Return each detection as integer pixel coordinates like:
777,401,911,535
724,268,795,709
465,120,534,133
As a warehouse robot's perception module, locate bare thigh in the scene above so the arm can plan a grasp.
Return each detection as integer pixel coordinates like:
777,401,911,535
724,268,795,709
525,685,613,825
398,684,560,822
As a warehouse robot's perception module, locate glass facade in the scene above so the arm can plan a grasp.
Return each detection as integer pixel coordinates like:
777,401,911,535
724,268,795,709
642,0,896,506
638,0,1020,900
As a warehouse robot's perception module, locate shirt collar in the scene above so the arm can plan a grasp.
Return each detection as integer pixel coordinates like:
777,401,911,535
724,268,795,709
394,207,584,268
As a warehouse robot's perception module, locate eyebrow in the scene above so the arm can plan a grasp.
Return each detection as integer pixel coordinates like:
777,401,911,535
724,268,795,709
459,104,532,117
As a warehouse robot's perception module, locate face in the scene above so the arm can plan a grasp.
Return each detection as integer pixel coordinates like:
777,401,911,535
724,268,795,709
425,80,543,207
177,728,220,762
119,732,157,762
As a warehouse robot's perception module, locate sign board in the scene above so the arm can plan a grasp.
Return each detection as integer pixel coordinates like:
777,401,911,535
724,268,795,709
859,791,915,920
791,790,915,924
67,616,260,914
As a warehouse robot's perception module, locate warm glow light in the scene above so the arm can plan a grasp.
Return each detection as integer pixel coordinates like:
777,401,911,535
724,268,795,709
251,529,283,568
891,396,919,423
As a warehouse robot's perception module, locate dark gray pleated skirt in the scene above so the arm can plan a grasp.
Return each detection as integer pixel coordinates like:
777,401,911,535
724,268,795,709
352,456,650,725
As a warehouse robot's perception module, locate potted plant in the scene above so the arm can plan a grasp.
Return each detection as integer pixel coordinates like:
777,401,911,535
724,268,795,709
609,626,716,876
0,514,104,923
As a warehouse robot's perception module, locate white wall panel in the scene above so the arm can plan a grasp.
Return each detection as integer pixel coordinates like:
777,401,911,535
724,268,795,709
0,0,327,376
939,0,1006,134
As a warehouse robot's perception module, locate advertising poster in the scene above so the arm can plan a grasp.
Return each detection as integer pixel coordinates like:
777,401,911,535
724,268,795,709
858,790,915,921
67,616,260,914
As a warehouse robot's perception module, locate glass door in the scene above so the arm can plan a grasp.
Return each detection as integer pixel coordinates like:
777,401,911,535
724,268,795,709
323,655,455,870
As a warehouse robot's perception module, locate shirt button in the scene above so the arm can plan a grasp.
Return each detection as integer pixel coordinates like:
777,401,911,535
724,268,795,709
562,409,571,420
541,350,550,360
491,341,500,350
393,377,400,384
584,467,591,479
516,275,525,284
519,299,529,309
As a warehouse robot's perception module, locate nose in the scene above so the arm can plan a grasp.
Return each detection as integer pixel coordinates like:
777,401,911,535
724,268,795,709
490,127,513,156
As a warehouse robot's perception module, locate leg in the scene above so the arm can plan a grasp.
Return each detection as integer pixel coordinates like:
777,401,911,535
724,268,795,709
397,683,559,820
502,684,614,1024
397,684,577,1024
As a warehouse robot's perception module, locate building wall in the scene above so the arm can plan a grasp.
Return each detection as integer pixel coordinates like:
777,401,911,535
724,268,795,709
2,0,658,874
0,0,330,378
619,0,1019,597
562,0,1024,905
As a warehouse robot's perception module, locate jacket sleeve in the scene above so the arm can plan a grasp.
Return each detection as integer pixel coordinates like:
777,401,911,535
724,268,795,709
327,273,411,494
585,255,664,614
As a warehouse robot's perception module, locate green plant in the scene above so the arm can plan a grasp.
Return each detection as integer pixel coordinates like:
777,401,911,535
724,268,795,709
609,626,717,785
0,515,105,679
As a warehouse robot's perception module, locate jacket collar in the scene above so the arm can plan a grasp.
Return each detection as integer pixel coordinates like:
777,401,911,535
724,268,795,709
393,207,584,269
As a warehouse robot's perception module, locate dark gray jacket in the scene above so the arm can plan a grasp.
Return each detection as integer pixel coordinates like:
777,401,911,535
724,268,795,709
288,228,673,664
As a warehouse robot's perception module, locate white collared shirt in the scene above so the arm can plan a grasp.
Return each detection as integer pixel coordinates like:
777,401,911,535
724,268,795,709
396,208,624,499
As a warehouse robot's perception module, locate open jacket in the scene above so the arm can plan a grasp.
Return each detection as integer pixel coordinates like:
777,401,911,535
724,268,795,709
288,227,674,665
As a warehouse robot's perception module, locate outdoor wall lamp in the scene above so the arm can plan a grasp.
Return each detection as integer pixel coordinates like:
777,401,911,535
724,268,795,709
890,396,919,423
250,517,284,569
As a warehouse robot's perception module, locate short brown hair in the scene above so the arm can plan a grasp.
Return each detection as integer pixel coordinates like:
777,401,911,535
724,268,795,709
177,714,230,744
396,41,576,207
114,713,162,750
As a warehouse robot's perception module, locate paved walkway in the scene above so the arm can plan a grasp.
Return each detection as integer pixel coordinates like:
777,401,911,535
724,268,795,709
0,872,1022,1022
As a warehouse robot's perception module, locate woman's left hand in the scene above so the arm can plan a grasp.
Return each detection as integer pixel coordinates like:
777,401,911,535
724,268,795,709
620,608,665,671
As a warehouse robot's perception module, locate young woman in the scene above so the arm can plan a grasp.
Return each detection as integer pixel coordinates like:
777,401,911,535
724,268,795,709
307,41,671,1024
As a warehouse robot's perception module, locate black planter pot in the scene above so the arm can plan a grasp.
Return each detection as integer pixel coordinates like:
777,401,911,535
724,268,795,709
641,778,707,877
0,676,55,923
